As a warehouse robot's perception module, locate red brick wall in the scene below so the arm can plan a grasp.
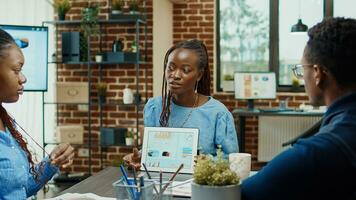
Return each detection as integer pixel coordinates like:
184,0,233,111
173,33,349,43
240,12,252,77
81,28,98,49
57,0,310,174
55,0,153,174
172,0,310,170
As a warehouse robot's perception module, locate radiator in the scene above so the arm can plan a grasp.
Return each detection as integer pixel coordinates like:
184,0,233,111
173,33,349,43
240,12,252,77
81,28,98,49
258,116,322,162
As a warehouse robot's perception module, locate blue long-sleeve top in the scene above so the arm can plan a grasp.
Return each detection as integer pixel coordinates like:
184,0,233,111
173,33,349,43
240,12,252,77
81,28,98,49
0,129,58,200
144,96,239,156
241,92,356,200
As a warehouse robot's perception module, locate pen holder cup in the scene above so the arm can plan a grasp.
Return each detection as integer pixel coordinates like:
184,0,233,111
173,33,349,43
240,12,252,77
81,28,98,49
147,178,173,200
113,178,154,200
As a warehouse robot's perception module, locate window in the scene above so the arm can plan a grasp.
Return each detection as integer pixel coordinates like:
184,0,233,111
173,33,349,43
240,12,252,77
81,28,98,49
217,0,269,92
334,0,356,18
278,0,323,86
217,0,334,92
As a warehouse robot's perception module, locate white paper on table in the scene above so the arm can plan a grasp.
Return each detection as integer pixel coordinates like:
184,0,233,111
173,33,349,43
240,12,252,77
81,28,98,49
170,180,192,197
45,193,116,200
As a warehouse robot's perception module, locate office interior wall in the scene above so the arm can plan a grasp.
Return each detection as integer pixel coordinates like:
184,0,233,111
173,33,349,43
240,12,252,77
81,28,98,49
0,0,55,160
152,0,173,97
171,0,312,170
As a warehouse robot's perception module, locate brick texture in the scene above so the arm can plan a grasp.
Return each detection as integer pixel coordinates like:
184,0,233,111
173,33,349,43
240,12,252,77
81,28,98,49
56,0,310,174
172,0,310,170
55,0,153,174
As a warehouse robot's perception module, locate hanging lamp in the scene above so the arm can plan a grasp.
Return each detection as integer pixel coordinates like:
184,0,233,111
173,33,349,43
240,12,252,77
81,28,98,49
291,0,308,32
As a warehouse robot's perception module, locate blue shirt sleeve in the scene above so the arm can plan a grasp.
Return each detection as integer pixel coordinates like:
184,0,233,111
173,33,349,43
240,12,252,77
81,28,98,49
144,98,158,127
26,157,59,197
215,112,239,156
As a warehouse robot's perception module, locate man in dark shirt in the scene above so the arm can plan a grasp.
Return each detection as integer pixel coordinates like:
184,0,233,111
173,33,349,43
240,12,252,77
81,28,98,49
241,17,356,200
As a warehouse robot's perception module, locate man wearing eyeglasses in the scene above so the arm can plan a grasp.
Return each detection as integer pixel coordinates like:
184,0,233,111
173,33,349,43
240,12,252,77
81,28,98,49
241,17,356,200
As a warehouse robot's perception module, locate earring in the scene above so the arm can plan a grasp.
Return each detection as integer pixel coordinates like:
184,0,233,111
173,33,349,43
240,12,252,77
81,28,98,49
195,80,200,92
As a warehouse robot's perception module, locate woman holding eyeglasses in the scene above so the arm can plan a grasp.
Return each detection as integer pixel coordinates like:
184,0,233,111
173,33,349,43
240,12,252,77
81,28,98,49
0,28,74,199
124,40,239,169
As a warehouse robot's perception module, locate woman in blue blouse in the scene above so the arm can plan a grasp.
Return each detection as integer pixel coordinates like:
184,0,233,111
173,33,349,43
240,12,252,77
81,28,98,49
0,28,74,199
126,39,238,168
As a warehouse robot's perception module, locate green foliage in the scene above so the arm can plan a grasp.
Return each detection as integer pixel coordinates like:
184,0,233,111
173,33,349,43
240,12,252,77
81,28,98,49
193,148,239,186
96,82,107,96
220,0,269,71
223,74,234,81
128,0,140,11
291,76,300,87
112,0,125,10
126,128,134,138
53,0,71,14
81,5,100,36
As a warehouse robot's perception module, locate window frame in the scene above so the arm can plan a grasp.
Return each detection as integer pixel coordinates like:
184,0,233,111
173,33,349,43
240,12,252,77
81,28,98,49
216,0,334,92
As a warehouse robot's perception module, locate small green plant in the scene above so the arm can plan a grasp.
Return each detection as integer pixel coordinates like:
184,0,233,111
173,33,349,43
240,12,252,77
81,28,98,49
193,148,239,186
126,128,134,138
96,82,107,96
112,0,125,11
53,0,71,20
223,74,234,81
291,76,300,90
128,0,140,12
81,4,100,36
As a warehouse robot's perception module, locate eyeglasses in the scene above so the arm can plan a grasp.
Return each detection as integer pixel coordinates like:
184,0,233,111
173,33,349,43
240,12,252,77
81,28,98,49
291,64,313,79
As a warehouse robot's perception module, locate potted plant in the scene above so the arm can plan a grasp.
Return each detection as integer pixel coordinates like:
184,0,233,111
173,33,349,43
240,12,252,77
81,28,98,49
81,3,100,37
291,76,301,91
53,0,71,20
222,74,234,92
192,148,241,200
96,82,107,104
125,128,135,146
128,0,140,14
111,0,125,14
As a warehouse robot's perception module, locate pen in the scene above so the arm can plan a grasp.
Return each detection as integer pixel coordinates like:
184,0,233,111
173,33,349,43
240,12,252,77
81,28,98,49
119,165,136,199
159,170,163,199
142,163,159,195
142,163,152,179
139,175,145,187
162,163,184,193
133,167,138,188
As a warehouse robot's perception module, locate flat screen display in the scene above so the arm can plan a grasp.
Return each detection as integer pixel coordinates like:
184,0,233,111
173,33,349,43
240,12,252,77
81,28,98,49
0,24,48,91
234,72,276,99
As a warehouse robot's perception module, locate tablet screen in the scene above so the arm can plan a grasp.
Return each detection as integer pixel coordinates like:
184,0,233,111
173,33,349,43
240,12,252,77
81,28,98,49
141,127,199,174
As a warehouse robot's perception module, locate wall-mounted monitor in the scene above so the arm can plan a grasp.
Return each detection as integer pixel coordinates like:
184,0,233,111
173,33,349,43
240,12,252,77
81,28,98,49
234,72,276,109
0,24,48,92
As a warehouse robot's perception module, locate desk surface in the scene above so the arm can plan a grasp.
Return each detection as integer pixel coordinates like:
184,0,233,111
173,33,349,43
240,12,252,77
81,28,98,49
232,108,324,117
58,167,192,199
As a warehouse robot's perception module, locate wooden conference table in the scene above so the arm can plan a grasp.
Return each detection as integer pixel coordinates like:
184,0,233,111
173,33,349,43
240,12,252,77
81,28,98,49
58,166,192,199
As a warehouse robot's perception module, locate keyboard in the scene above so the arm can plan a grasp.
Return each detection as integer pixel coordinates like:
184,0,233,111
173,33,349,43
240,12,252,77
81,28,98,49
258,108,295,113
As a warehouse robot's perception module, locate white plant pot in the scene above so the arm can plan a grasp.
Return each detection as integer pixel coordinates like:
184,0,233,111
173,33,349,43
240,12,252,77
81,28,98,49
222,80,234,92
111,10,122,14
125,138,134,146
191,182,241,200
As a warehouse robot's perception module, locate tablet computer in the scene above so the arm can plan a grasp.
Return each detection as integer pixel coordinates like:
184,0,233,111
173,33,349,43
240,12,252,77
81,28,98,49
141,127,199,174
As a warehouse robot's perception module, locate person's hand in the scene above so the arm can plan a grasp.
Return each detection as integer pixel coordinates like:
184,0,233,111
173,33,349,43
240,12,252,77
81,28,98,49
123,148,141,170
50,143,74,168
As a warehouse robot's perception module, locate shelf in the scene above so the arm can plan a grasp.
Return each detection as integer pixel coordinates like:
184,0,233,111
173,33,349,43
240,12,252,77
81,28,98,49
43,15,146,25
48,61,147,65
43,101,145,106
44,102,89,105
91,100,146,106
44,141,136,148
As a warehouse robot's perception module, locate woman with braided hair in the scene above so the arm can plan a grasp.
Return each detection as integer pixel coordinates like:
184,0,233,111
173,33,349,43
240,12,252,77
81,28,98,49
125,39,238,169
0,28,74,199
